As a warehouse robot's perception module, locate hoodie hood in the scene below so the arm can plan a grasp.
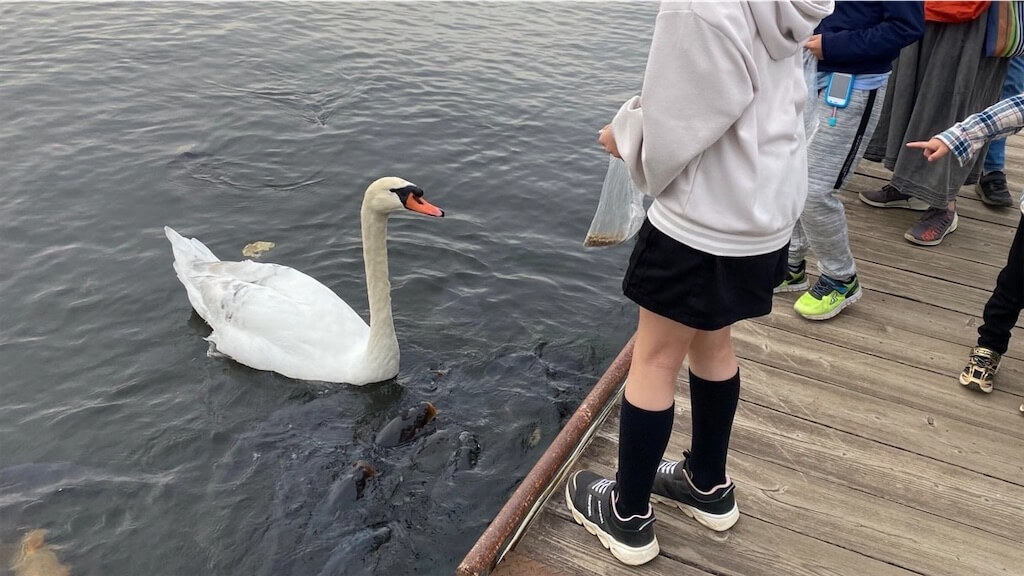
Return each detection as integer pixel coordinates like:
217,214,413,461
748,0,833,60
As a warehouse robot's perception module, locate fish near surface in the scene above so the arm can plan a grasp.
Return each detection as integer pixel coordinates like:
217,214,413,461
10,530,70,576
305,461,376,535
315,525,392,576
374,402,437,447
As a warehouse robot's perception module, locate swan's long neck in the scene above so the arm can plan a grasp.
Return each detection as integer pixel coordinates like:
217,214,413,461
360,207,399,367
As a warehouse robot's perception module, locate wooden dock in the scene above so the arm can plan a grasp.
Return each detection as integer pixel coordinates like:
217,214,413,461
462,136,1024,576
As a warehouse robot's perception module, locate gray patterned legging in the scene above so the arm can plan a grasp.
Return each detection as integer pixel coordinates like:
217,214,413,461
789,84,886,282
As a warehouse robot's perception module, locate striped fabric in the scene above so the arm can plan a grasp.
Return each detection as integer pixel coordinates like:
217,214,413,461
935,94,1024,166
986,1,1024,58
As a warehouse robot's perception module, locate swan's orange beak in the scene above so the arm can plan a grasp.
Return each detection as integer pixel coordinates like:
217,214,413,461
404,194,444,217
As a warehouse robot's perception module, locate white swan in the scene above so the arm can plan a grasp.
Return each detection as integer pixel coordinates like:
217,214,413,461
165,177,444,385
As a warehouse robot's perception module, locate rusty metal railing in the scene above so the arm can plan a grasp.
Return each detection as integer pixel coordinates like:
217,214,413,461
456,334,634,576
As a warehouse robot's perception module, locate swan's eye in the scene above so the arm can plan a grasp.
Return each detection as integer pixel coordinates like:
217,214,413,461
390,185,425,204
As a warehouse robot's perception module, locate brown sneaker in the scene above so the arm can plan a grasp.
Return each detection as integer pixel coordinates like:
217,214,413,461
959,346,1001,393
905,208,958,246
859,184,929,211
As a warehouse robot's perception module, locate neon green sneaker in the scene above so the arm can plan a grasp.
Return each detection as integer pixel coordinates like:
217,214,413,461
793,274,861,320
774,262,809,293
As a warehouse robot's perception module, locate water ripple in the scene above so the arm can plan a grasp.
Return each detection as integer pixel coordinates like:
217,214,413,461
0,2,655,574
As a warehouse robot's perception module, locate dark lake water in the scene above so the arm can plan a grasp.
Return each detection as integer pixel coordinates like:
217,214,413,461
0,2,657,574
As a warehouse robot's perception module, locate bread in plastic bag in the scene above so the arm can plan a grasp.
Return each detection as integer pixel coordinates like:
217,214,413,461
583,156,646,247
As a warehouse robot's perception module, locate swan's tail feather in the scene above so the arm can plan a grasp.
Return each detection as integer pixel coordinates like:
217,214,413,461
164,226,219,265
165,226,219,320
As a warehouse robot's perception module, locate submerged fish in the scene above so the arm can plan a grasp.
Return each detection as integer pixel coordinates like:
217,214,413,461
311,460,376,522
315,526,391,576
298,460,377,558
9,530,70,576
449,431,481,473
374,402,437,448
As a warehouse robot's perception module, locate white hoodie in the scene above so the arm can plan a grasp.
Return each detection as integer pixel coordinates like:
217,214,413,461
612,0,833,257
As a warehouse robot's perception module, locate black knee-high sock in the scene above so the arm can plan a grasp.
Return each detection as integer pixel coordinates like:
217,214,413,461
687,369,741,491
615,396,674,517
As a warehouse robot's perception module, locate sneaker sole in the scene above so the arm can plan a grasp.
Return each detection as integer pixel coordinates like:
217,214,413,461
858,192,929,211
795,287,862,321
774,280,810,294
904,213,958,246
648,494,740,532
958,372,994,393
975,184,1014,207
565,483,660,565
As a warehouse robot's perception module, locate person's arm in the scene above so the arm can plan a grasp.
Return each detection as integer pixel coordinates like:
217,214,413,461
820,1,924,63
610,7,754,198
909,95,1024,164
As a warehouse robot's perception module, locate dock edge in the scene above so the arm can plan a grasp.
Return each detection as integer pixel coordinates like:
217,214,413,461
456,334,635,576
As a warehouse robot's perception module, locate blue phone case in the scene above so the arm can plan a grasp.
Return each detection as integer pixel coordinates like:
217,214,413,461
825,73,855,109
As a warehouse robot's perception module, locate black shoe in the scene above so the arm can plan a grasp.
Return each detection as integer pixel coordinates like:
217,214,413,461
650,452,739,531
565,470,659,565
976,171,1014,207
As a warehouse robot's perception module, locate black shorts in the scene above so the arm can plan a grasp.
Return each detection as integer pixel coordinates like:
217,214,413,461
622,218,788,331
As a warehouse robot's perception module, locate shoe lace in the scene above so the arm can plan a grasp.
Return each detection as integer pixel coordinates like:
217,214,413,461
881,184,908,200
971,355,996,369
809,275,848,299
970,348,999,369
921,207,953,226
913,208,954,242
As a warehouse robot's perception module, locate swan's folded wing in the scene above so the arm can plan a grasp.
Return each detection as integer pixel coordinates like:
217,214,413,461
190,260,341,305
195,275,370,374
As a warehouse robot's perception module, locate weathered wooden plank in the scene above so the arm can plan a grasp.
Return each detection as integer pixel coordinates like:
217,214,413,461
825,257,1007,327
768,287,1024,367
582,433,1024,576
851,261,998,320
839,180,1018,269
542,448,917,576
598,368,1024,540
758,296,1024,398
844,225,1002,293
510,511,711,576
730,321,1024,440
489,550,573,576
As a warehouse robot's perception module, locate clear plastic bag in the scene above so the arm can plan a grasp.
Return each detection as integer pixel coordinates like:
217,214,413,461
583,156,646,247
803,47,820,143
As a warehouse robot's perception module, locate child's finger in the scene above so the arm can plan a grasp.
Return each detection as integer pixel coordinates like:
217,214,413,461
906,141,930,150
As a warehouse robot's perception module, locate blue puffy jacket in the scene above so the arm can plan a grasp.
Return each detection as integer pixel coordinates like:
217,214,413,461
817,1,925,75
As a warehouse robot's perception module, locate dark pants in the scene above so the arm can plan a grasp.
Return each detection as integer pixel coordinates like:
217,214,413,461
979,212,1024,354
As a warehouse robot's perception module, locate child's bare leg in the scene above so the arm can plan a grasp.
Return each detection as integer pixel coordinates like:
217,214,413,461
614,308,696,516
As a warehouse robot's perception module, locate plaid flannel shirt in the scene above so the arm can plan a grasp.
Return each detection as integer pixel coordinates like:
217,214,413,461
935,94,1024,167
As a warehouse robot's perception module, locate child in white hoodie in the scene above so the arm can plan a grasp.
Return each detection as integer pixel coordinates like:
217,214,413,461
566,0,833,566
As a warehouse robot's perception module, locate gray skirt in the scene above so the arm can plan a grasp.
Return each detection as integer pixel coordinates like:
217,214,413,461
865,15,1009,206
